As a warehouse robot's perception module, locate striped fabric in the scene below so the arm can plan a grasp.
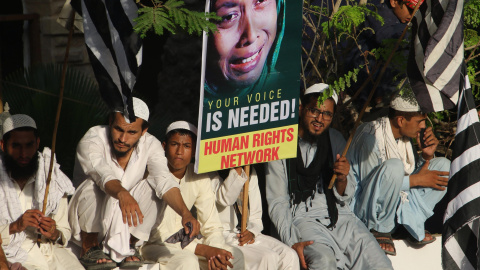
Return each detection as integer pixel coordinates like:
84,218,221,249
407,0,464,113
71,0,142,121
442,75,480,269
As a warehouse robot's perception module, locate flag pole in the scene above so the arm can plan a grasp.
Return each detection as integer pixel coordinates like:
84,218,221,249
38,8,75,244
328,3,422,189
240,165,250,232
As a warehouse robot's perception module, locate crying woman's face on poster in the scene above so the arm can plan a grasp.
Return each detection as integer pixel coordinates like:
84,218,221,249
207,0,277,91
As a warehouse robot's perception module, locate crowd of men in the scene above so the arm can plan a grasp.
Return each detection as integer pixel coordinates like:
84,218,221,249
0,82,450,270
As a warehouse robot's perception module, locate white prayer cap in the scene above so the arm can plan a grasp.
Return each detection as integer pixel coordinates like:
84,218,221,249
115,97,149,123
304,83,338,104
391,93,421,112
2,114,37,138
166,121,198,136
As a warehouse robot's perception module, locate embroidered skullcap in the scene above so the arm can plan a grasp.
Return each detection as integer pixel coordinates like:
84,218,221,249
115,97,149,123
166,121,198,136
2,114,37,139
304,83,338,104
403,0,424,9
391,92,421,112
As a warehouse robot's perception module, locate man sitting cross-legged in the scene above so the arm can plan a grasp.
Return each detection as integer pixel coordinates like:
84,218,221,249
0,114,82,270
68,98,199,270
266,84,393,269
141,121,244,270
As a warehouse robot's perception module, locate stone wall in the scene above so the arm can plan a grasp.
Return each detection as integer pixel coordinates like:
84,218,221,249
22,0,93,78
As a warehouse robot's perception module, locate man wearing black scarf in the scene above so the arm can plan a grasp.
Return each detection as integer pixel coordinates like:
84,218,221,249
265,84,393,270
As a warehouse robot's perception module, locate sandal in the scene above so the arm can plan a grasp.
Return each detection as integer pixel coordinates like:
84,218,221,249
370,229,397,256
119,247,144,269
406,230,436,247
79,246,117,270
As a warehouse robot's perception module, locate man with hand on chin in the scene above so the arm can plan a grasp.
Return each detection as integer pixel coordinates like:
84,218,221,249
348,90,449,256
69,98,200,270
266,84,393,270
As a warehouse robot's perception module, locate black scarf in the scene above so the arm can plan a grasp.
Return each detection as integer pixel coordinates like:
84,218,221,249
287,130,338,229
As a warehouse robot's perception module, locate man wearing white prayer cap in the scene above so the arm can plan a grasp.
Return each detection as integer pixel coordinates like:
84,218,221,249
266,84,393,269
68,98,200,270
142,121,245,270
142,121,244,270
347,90,450,256
0,114,83,269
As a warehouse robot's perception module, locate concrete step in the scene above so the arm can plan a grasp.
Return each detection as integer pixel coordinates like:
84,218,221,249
389,235,442,270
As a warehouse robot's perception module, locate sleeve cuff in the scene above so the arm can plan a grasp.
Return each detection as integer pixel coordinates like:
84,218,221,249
402,175,410,191
101,176,118,191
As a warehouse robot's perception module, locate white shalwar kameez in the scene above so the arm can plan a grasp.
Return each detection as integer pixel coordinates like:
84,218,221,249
141,164,244,270
68,126,179,262
211,168,299,270
0,148,83,270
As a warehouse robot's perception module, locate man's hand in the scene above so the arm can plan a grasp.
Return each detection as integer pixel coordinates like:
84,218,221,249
333,154,349,182
117,190,144,227
410,160,449,190
333,154,349,195
162,187,200,238
182,213,200,239
10,209,43,234
38,217,59,241
418,127,438,160
104,180,144,227
292,241,314,270
196,245,233,270
237,230,255,246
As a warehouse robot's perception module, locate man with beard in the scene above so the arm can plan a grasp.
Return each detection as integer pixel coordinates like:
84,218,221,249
0,114,83,269
265,84,393,270
68,98,199,270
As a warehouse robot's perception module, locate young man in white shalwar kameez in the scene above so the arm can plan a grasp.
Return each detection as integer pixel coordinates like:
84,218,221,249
212,167,299,270
68,98,200,270
0,114,83,270
141,121,244,270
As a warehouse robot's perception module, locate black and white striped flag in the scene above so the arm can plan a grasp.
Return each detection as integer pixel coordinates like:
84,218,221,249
407,0,464,113
442,74,480,269
71,0,142,121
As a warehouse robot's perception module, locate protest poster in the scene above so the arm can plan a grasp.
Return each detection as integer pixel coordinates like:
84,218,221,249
195,0,303,173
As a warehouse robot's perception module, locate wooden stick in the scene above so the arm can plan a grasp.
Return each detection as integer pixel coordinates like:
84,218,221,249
240,165,251,233
328,4,422,189
38,8,75,244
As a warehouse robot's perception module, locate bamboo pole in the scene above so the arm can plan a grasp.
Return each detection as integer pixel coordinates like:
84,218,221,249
38,8,75,244
240,165,251,233
328,3,422,189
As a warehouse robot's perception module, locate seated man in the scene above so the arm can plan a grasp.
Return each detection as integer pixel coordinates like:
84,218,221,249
347,91,449,255
0,115,82,270
212,167,299,269
266,84,393,270
68,98,199,269
141,121,244,270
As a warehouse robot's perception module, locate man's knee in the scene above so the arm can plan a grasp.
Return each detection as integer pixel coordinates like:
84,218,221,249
226,246,245,269
381,159,405,182
429,157,451,171
304,244,336,270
